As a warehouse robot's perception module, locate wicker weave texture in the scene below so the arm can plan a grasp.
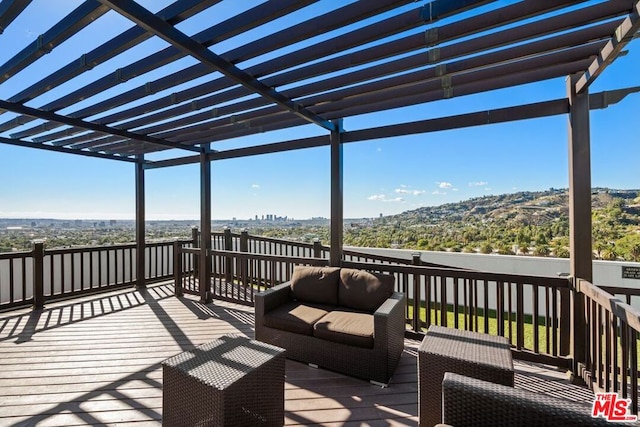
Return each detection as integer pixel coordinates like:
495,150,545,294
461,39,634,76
418,326,514,427
442,372,634,427
255,284,405,384
162,335,285,426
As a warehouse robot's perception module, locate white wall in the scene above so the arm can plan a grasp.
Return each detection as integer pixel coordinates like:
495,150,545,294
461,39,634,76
348,246,640,289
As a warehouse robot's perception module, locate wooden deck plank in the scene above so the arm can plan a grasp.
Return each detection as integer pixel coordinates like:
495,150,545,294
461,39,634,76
0,283,593,426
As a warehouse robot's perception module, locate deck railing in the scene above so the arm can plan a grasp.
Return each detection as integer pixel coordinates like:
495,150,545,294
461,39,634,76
175,232,572,365
578,278,640,414
0,250,32,310
3,229,640,411
342,260,571,366
0,238,193,310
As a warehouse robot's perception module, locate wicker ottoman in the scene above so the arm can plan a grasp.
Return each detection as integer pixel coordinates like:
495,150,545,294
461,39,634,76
418,325,514,427
162,335,286,426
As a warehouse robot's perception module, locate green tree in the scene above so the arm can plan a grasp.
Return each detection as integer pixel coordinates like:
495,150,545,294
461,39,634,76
602,246,617,261
533,245,549,257
480,243,493,254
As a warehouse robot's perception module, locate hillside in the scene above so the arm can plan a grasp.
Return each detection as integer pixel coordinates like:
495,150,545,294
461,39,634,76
386,188,638,226
345,188,640,261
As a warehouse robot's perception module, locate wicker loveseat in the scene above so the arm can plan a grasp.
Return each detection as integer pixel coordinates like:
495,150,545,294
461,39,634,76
254,266,405,385
438,372,635,427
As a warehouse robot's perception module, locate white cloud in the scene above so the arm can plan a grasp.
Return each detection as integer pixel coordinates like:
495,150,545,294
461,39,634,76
438,182,453,189
395,188,425,196
251,184,260,188
469,181,488,187
432,190,447,195
368,194,404,202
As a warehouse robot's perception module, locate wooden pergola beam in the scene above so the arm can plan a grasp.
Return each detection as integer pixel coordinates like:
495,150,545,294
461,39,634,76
567,73,592,375
0,99,200,153
141,88,640,169
135,155,146,289
330,119,344,267
99,0,336,133
575,0,640,93
199,146,212,303
0,135,137,162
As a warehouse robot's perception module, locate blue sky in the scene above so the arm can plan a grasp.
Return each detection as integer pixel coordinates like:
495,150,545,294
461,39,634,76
0,1,638,221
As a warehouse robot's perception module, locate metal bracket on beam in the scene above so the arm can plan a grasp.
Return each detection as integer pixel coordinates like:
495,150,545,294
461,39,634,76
421,2,438,22
428,48,441,64
440,75,452,89
435,64,447,77
589,86,640,109
443,87,454,99
424,28,439,47
441,75,453,99
79,54,94,71
115,68,128,83
37,35,52,53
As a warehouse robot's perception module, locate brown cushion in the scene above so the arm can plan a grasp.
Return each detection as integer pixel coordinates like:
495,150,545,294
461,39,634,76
263,301,332,336
338,268,395,312
290,266,340,305
313,310,374,349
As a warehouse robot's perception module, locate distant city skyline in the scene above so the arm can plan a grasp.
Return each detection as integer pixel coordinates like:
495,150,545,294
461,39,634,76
0,1,638,221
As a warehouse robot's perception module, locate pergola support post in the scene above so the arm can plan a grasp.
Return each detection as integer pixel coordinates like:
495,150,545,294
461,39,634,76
199,146,212,303
135,155,146,289
330,119,344,267
567,73,592,379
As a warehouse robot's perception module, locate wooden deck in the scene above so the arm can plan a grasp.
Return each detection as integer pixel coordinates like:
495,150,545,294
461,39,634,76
0,283,596,426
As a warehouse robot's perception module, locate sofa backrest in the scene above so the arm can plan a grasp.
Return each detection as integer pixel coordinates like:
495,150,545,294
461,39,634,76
290,266,340,305
289,266,396,312
338,268,395,312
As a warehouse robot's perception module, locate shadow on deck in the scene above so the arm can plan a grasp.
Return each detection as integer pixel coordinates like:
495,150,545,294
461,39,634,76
0,283,595,426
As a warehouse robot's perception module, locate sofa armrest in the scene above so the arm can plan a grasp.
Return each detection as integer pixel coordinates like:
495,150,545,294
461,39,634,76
254,282,291,342
373,292,405,368
442,372,617,426
255,282,291,316
374,292,405,321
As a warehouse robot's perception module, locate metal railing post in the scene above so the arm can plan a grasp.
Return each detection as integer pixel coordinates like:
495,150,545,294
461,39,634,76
173,239,183,297
559,288,572,356
191,226,199,278
313,239,322,259
32,240,45,310
240,230,249,287
412,253,421,333
224,227,233,284
191,226,200,247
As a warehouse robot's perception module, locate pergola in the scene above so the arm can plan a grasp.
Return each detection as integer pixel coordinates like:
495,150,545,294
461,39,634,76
0,0,639,372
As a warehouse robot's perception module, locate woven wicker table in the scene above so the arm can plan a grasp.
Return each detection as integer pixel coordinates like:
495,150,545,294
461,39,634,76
418,325,514,427
162,335,286,426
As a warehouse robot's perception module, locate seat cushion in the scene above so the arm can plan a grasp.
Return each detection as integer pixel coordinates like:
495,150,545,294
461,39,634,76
290,266,340,306
263,301,332,336
338,268,395,312
313,310,374,349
